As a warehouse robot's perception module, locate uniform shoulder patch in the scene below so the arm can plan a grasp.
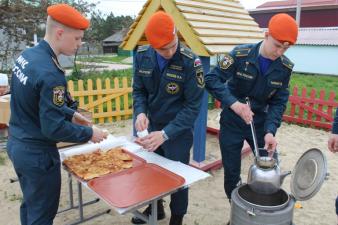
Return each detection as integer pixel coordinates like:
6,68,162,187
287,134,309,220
219,54,234,70
195,67,205,88
180,45,193,59
137,45,149,52
53,86,65,107
281,55,294,70
194,58,202,67
234,47,251,57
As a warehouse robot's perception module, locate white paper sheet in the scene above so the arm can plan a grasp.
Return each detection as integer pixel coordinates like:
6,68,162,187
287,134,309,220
59,135,142,161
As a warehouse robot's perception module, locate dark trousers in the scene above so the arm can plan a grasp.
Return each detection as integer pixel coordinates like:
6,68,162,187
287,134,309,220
219,109,276,199
7,138,61,225
151,124,192,215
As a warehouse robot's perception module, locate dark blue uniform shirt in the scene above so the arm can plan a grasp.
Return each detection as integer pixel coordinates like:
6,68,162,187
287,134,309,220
205,42,294,135
9,40,92,146
133,44,204,139
333,108,338,134
258,54,273,76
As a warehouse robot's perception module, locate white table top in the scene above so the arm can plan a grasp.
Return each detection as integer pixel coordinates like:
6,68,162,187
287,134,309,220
60,135,210,214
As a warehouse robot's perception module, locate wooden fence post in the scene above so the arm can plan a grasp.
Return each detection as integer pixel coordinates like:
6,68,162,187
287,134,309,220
307,89,316,124
87,79,93,111
122,77,130,120
105,78,113,123
114,78,121,121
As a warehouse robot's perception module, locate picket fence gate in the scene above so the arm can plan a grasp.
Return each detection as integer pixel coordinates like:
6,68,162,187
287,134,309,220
68,77,132,123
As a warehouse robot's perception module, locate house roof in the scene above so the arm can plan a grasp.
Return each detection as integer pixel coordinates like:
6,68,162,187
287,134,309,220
296,27,338,46
120,0,264,56
103,28,129,43
260,26,338,45
255,0,338,10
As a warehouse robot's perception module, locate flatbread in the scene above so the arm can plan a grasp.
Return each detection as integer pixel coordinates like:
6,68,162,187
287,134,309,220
63,147,134,180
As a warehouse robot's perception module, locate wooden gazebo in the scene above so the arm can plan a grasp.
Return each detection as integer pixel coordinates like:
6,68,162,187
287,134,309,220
121,0,263,55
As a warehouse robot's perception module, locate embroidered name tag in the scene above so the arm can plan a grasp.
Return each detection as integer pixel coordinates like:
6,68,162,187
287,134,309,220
166,73,183,80
168,64,183,71
270,81,283,87
138,69,152,77
236,71,254,79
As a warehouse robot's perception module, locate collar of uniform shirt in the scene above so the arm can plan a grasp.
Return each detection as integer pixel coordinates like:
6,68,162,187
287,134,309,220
156,52,168,73
155,42,181,73
40,40,58,59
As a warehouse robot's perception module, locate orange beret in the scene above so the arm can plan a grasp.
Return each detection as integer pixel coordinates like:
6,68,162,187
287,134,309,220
145,11,175,49
268,13,298,45
47,4,90,30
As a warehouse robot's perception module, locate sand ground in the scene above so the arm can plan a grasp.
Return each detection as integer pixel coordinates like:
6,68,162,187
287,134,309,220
0,110,337,225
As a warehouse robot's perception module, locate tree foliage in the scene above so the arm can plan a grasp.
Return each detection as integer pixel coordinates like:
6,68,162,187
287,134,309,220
85,11,134,42
0,0,95,71
0,0,134,71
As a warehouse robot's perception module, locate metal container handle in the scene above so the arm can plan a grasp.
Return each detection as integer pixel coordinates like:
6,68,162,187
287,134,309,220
246,208,256,216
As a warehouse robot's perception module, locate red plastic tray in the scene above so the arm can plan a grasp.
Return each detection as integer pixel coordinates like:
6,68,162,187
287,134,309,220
88,163,185,208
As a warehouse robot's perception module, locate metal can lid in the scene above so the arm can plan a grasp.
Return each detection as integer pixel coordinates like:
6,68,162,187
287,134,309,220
291,148,327,201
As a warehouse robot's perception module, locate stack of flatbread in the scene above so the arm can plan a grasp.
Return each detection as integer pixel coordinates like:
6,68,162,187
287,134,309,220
63,147,133,180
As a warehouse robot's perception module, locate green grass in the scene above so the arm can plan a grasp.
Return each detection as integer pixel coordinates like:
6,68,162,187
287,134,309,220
290,73,338,101
76,55,130,64
67,69,132,84
64,64,106,70
284,73,337,121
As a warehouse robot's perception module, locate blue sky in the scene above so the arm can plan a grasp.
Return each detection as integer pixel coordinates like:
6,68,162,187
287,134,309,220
87,0,271,17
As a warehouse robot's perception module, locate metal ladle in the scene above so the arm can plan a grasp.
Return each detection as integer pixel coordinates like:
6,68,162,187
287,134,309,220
245,97,260,159
245,97,276,168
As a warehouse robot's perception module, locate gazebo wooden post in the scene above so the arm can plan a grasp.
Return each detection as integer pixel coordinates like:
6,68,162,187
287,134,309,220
192,56,210,163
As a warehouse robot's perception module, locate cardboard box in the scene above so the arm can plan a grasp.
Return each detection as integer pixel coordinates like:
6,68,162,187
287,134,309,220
0,95,11,125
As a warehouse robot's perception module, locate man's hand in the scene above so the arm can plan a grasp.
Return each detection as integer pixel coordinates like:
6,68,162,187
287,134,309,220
264,133,277,156
136,131,164,152
328,133,338,153
135,113,149,131
0,86,9,96
230,101,254,124
90,126,108,143
72,112,92,127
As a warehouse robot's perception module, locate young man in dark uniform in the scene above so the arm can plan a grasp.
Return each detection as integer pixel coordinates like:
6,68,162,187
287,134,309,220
328,108,338,224
205,13,298,200
7,4,107,225
131,11,204,225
